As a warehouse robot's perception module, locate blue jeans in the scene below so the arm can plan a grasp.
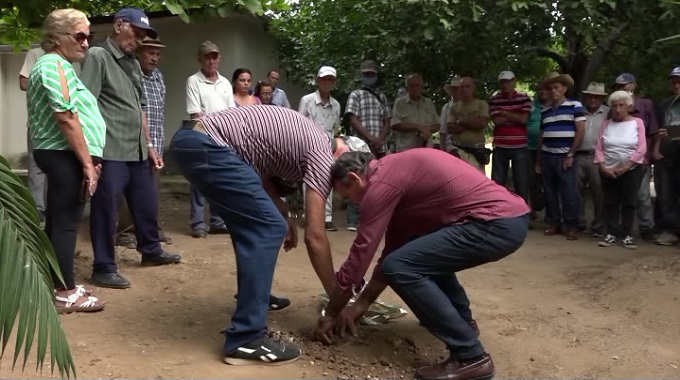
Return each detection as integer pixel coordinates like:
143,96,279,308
541,155,580,229
190,185,225,230
169,127,288,353
492,146,530,204
381,215,529,360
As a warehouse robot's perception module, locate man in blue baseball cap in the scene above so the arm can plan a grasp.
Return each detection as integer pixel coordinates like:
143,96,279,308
79,5,181,289
114,7,158,40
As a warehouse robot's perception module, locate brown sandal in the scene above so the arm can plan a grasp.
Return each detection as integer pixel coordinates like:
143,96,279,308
55,288,105,314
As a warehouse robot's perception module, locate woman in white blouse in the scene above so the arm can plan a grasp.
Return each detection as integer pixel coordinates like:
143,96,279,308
594,90,647,249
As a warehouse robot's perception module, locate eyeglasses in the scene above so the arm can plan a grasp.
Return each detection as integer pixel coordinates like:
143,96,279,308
60,32,92,44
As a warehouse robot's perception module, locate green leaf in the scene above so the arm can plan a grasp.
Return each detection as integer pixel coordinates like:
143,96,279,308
0,155,75,378
163,0,184,15
423,28,434,40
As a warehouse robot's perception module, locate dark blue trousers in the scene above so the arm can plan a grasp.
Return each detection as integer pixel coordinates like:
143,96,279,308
381,215,529,360
169,127,288,353
90,159,162,274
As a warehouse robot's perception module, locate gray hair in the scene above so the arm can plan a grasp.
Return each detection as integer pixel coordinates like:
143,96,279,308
330,151,374,182
607,90,634,107
41,9,90,52
404,73,422,86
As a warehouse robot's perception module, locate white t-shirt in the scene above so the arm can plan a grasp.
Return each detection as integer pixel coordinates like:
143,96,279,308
602,119,638,167
185,71,236,116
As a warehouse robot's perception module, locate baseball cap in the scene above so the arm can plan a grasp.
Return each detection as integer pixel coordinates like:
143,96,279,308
669,67,680,78
114,7,157,39
615,73,636,84
317,66,336,78
360,60,378,73
498,70,515,81
197,40,219,56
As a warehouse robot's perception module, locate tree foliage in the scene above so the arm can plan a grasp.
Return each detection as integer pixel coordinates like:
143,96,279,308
0,154,76,378
270,0,680,104
0,0,288,50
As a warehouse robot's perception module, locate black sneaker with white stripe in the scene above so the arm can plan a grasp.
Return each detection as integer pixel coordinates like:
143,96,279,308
224,335,301,366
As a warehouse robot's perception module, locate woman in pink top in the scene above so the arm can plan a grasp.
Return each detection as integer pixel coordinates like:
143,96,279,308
594,90,647,249
232,68,261,107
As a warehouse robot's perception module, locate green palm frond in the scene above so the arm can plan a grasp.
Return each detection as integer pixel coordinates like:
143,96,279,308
0,154,76,378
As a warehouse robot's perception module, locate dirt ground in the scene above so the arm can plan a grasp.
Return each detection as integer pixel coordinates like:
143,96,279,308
2,192,680,379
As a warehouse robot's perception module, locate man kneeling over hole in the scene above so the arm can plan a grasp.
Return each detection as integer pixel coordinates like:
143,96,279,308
313,148,530,380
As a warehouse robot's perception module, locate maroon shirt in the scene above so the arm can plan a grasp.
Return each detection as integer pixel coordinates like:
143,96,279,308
335,148,530,289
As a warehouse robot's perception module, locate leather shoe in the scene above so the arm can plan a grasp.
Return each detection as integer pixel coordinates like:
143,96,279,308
91,272,131,289
141,251,182,266
415,353,494,380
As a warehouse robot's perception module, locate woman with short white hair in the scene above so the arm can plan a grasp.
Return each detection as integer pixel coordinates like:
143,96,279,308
594,90,646,249
27,8,107,312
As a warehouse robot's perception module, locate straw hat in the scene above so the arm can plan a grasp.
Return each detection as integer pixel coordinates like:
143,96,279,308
542,72,574,88
581,82,607,96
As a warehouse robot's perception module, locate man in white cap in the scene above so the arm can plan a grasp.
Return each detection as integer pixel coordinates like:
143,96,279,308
488,70,532,204
299,66,341,231
577,82,609,237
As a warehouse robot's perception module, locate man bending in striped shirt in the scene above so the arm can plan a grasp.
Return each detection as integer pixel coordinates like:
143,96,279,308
169,105,336,366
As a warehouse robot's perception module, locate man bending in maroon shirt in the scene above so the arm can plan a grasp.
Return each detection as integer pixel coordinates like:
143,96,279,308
313,148,530,380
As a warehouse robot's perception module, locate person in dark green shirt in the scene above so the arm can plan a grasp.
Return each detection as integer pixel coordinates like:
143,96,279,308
527,84,549,218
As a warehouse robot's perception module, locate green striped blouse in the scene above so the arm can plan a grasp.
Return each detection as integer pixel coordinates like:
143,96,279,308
27,53,106,157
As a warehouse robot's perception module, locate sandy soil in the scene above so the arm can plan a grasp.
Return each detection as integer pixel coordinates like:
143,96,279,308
2,192,679,379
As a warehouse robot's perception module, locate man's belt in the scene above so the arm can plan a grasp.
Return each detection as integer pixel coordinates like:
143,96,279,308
449,142,492,165
181,119,208,134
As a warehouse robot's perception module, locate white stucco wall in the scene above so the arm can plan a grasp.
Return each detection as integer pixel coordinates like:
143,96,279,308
0,13,305,169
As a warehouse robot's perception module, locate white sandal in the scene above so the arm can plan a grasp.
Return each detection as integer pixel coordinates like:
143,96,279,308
55,290,105,314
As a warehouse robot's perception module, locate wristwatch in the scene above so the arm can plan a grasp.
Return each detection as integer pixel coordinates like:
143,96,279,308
566,152,574,158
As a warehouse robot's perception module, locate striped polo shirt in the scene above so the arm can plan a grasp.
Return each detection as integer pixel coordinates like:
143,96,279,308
488,90,532,148
27,53,106,157
540,99,586,156
200,105,334,198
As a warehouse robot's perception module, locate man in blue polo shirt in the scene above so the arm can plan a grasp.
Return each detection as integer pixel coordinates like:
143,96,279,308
535,72,585,240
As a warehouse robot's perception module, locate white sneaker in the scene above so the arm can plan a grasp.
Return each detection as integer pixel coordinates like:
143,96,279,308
346,225,357,232
622,235,637,250
656,231,679,246
598,234,616,247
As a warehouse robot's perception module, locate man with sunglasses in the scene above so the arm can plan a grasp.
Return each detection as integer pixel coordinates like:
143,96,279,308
80,7,181,289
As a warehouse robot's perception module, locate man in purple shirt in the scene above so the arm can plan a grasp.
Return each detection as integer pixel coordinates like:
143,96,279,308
313,148,530,380
612,73,659,242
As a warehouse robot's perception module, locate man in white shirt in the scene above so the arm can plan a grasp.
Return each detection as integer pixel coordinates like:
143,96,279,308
185,40,235,238
298,66,341,231
267,69,291,108
19,47,47,222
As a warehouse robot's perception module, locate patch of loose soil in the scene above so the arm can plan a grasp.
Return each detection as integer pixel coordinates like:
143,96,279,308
2,192,680,379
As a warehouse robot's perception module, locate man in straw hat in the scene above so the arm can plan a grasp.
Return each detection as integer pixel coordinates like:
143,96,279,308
535,72,585,240
439,75,462,151
577,82,609,237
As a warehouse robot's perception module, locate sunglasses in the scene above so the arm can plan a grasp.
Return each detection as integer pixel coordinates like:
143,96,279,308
60,31,92,44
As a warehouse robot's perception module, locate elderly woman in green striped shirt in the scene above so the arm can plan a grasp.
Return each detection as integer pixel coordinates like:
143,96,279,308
27,8,107,313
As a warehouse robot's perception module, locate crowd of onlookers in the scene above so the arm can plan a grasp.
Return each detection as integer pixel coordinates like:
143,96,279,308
18,4,680,314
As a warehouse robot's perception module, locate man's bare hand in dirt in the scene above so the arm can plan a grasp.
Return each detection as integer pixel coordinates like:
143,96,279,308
312,316,335,345
283,217,298,251
337,302,368,338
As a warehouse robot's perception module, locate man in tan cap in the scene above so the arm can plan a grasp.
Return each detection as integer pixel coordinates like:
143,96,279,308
577,82,609,237
439,76,462,151
185,40,235,238
116,37,172,247
535,72,585,240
